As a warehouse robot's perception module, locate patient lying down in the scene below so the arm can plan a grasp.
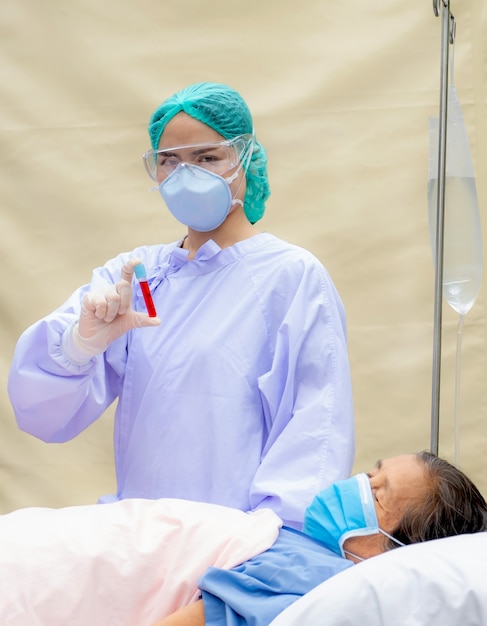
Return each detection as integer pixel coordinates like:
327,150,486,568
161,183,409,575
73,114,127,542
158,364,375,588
153,452,487,626
1,452,485,626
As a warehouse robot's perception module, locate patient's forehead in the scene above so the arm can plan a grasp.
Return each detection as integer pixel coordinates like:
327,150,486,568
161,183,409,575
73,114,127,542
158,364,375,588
370,454,429,502
371,454,421,475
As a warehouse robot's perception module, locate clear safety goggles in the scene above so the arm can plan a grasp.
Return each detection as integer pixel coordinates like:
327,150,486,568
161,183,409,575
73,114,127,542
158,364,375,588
142,133,254,182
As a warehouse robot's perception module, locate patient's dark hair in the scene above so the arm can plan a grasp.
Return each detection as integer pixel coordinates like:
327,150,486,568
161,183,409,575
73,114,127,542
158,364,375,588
387,451,487,549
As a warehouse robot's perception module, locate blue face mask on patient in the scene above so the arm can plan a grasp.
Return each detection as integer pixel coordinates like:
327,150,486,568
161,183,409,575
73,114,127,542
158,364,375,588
303,473,404,559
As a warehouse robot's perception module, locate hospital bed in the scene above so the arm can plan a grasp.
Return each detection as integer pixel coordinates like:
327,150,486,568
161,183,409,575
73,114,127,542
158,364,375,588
2,496,486,624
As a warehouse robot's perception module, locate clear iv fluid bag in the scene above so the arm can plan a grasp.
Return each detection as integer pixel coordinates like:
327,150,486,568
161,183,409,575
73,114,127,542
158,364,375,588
428,85,483,316
428,176,482,314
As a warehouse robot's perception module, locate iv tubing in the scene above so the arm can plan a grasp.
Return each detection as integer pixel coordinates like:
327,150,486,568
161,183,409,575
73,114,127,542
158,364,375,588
454,314,464,464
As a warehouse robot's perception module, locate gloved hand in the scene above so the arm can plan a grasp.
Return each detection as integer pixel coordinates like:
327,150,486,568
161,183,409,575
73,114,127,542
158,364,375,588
64,258,160,362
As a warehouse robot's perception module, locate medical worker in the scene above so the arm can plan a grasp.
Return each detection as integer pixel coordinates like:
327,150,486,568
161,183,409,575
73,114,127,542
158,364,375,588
8,82,354,528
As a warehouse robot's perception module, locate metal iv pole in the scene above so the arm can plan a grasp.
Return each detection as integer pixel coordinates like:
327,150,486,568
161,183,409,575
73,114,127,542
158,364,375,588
430,0,456,455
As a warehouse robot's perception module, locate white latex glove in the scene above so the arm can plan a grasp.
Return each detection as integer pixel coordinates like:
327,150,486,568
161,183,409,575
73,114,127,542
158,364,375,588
63,258,160,363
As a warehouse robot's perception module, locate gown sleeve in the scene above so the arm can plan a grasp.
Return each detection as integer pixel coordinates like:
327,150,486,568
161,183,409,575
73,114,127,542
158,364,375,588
250,256,355,527
7,252,135,442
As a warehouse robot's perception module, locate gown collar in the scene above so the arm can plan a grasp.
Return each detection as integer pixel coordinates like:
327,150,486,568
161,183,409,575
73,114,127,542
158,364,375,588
165,233,274,275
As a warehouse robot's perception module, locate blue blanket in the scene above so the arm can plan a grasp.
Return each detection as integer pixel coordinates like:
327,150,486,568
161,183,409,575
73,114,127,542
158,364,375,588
200,526,353,625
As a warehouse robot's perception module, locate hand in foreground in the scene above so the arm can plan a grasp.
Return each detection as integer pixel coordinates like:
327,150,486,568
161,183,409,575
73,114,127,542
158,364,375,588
150,600,205,626
73,258,160,356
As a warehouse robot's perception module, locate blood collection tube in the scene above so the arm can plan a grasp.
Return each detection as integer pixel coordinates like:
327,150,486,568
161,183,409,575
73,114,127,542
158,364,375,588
134,263,157,317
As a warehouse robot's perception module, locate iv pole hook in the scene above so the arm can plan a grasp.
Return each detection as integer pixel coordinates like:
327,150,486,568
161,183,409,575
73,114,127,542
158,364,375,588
432,0,448,17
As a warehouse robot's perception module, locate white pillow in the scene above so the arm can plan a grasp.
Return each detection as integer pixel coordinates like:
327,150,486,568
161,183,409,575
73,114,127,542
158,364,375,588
270,533,487,626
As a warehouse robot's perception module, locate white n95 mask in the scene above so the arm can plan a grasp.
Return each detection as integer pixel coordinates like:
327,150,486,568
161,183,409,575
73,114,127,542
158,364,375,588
158,163,242,232
303,473,404,558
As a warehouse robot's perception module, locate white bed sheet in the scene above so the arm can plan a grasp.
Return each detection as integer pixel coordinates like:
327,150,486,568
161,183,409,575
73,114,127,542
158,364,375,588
0,498,282,625
270,533,487,626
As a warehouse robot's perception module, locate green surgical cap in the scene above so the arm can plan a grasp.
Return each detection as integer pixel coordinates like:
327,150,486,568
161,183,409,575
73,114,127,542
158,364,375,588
148,82,270,224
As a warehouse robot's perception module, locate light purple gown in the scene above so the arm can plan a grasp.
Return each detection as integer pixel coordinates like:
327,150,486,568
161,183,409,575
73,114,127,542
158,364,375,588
8,233,354,527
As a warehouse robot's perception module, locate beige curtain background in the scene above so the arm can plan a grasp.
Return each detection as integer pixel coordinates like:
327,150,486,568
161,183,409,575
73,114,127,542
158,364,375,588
1,0,485,513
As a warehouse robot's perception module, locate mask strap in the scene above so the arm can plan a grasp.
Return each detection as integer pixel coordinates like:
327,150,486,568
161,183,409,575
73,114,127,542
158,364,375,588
225,167,240,185
379,529,405,547
224,137,254,184
343,549,365,562
344,530,405,563
226,138,254,207
230,170,247,208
